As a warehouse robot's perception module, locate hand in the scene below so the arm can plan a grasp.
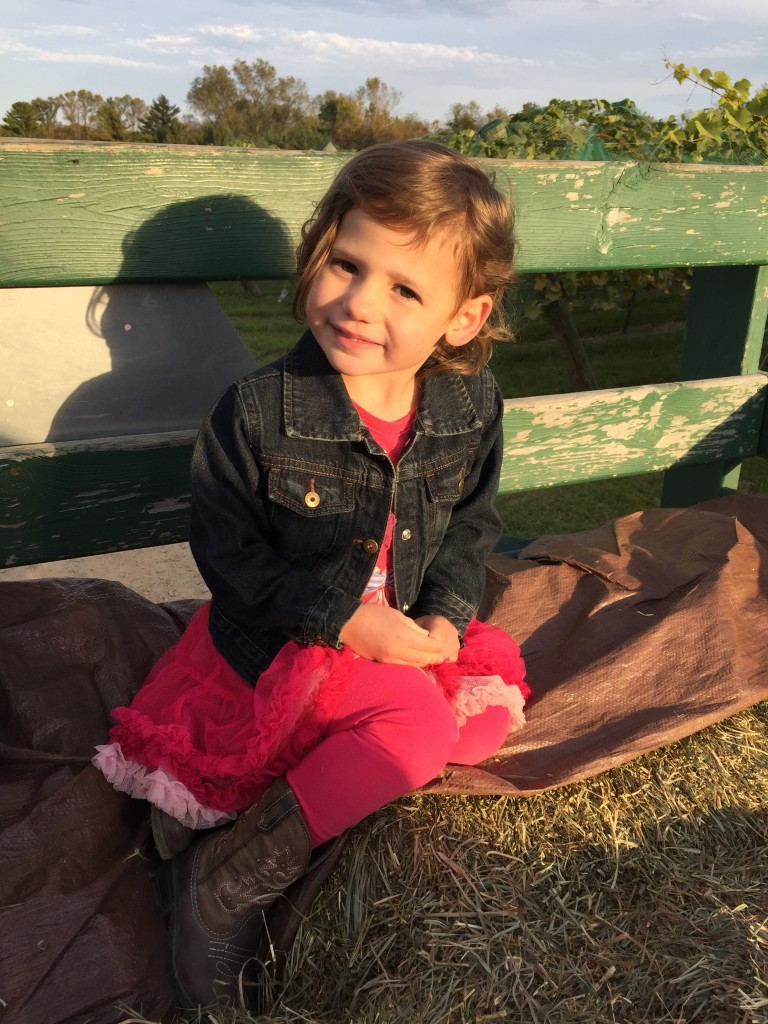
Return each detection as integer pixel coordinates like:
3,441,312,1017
413,615,460,663
339,604,449,667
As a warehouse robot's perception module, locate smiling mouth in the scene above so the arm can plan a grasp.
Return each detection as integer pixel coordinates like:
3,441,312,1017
334,325,380,348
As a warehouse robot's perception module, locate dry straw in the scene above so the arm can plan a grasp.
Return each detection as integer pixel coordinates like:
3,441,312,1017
123,701,768,1024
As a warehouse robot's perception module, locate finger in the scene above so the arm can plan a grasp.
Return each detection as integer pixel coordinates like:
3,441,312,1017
402,618,430,635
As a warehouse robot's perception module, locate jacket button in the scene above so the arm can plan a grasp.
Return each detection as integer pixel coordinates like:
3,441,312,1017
362,538,379,554
304,489,320,508
401,528,412,541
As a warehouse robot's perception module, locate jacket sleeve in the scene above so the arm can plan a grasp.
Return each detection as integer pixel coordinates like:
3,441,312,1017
408,373,504,634
188,383,361,649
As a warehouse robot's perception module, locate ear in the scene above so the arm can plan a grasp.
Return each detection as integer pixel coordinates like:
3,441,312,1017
443,294,494,348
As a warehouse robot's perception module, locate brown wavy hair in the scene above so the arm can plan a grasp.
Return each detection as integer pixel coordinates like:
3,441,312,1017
293,140,516,375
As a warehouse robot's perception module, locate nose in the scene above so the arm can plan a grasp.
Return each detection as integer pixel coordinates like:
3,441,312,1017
343,278,378,322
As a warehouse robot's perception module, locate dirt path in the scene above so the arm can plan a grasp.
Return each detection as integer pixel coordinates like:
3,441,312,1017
0,542,210,604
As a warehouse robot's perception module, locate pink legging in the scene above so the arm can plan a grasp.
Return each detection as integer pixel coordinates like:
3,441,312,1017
287,660,510,847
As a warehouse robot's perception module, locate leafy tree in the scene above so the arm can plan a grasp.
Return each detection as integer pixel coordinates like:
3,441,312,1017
354,77,400,136
31,96,60,133
139,94,182,143
486,105,510,123
187,65,240,129
103,95,148,136
318,90,363,148
662,62,768,163
317,78,426,149
122,96,149,135
187,60,315,147
58,89,103,138
97,97,127,140
2,101,43,137
446,100,485,133
2,96,62,137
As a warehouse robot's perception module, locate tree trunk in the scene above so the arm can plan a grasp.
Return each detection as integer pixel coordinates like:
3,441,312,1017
542,298,597,391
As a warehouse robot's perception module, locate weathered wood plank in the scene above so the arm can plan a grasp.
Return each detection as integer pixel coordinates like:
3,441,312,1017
660,264,768,504
2,375,765,567
2,140,768,285
498,374,767,494
0,432,195,567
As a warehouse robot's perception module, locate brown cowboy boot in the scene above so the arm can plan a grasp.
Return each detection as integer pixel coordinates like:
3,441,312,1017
150,804,195,861
162,776,311,1011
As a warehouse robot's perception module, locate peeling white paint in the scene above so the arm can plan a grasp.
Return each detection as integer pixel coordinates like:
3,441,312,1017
602,424,637,440
605,208,638,227
147,497,191,514
686,229,699,235
713,201,732,209
566,192,580,201
144,167,164,176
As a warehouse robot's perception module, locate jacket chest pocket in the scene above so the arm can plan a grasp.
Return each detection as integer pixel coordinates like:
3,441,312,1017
267,467,355,556
422,450,476,537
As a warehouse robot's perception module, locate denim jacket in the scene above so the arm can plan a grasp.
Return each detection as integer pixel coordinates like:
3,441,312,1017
189,330,504,685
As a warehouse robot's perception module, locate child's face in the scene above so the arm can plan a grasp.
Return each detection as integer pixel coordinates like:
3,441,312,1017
306,208,491,396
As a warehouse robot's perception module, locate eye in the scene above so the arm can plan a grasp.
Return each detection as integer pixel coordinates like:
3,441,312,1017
395,284,420,301
332,258,357,275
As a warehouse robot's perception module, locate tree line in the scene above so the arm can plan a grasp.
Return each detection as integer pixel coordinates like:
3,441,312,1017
0,60,474,148
3,57,765,162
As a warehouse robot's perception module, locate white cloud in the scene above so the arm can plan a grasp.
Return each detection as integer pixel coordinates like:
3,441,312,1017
24,24,100,37
680,40,765,61
0,38,168,70
193,23,536,71
130,33,197,54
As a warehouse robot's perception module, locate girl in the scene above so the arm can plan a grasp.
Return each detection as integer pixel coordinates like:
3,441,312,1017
94,139,529,1011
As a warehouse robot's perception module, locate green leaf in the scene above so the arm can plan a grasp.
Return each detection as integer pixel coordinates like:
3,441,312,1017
733,78,753,103
522,301,542,322
723,106,753,131
692,117,720,142
746,95,768,118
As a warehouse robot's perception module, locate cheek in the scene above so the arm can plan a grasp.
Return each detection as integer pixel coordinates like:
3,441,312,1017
306,274,335,319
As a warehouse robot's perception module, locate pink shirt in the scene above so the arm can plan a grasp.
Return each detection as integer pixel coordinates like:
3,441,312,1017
352,402,416,606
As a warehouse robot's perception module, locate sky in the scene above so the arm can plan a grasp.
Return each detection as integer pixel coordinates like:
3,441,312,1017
0,0,766,128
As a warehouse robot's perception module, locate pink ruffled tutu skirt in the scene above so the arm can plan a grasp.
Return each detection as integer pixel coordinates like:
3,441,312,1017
94,604,529,827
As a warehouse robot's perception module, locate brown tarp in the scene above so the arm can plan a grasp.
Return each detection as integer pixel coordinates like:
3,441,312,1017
1,495,767,1024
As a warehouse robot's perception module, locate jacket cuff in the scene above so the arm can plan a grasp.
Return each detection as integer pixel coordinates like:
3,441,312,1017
302,586,362,649
408,588,477,636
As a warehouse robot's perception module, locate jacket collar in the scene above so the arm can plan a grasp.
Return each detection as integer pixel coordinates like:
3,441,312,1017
283,331,483,441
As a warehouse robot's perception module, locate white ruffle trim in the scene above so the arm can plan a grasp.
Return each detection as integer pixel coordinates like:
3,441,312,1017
451,675,527,730
92,743,236,829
